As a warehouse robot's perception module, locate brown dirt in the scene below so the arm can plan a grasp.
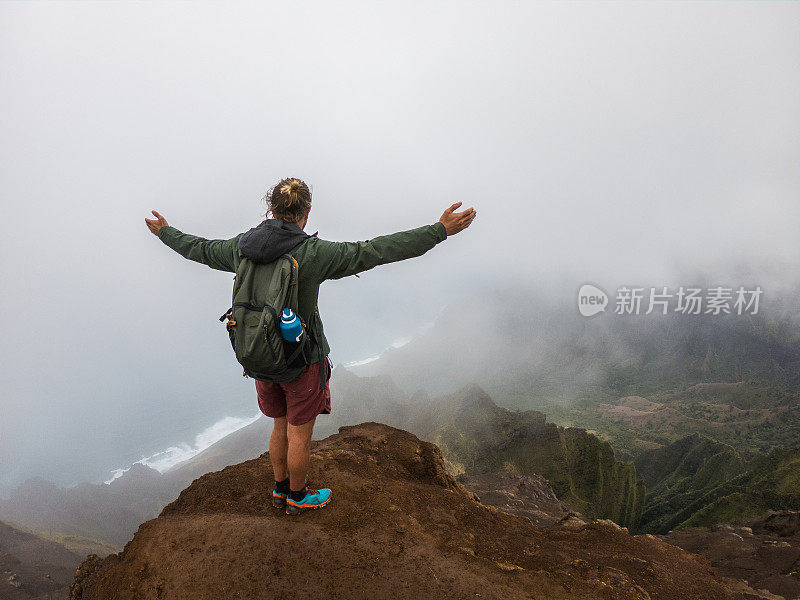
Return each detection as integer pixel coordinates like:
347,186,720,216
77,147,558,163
72,423,747,600
664,513,800,600
0,520,83,600
457,472,570,528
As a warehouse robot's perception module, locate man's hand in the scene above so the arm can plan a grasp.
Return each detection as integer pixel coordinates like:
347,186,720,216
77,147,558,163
145,210,169,236
439,202,476,236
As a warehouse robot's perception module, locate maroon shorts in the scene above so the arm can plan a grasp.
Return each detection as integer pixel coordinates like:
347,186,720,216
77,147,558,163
255,358,332,426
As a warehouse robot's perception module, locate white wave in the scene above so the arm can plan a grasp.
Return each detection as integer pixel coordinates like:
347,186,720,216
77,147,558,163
390,336,412,349
343,333,417,368
344,354,381,368
104,412,261,484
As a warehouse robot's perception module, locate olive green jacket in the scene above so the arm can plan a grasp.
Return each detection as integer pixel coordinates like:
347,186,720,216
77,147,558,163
157,221,448,361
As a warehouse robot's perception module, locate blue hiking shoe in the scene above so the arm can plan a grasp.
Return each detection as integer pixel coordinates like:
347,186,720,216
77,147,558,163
272,489,288,509
285,486,332,516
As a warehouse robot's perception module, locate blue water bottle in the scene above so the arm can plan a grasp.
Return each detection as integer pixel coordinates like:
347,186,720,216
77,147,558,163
280,308,304,343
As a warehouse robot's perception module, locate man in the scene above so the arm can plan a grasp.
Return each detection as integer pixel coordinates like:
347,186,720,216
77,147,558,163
145,177,476,515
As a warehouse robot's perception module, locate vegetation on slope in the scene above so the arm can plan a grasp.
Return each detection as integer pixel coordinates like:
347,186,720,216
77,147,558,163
410,385,645,528
635,434,800,533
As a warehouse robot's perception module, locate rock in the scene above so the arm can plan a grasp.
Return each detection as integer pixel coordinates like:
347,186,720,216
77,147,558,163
558,512,589,530
457,472,570,527
595,518,629,533
750,511,800,537
71,423,743,600
663,511,800,600
495,562,524,572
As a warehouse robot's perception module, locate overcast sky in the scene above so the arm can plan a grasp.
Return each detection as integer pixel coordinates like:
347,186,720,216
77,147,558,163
1,1,799,494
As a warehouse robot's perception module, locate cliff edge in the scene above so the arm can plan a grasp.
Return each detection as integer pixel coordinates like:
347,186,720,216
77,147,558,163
71,423,745,600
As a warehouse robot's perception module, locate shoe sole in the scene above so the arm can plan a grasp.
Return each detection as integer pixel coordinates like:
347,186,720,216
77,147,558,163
285,496,331,516
272,494,287,509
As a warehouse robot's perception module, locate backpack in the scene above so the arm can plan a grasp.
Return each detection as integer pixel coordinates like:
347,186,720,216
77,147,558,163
219,253,314,383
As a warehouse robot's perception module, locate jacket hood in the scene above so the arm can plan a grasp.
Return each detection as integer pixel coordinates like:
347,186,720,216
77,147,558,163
238,219,310,264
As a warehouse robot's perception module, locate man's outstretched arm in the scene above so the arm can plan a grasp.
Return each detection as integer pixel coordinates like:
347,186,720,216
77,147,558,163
145,210,241,273
313,202,477,281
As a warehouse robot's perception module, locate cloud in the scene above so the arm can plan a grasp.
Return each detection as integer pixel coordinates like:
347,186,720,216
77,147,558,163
1,1,798,493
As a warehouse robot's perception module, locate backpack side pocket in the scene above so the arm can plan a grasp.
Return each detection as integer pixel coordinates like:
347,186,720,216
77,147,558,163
230,303,286,377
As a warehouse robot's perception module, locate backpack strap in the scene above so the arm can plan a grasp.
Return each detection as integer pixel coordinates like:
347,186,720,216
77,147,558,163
312,306,326,392
283,255,326,391
284,254,301,314
284,336,308,365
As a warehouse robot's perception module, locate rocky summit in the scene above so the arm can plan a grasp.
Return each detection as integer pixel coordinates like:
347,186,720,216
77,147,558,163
70,423,756,600
663,511,800,600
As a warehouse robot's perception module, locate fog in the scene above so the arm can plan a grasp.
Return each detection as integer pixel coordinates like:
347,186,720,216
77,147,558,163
1,1,799,495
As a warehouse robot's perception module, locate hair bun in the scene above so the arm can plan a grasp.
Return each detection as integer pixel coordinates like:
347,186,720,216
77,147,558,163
268,177,311,222
280,179,302,197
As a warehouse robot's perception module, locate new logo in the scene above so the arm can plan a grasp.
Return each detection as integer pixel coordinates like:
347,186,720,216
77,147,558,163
578,284,608,317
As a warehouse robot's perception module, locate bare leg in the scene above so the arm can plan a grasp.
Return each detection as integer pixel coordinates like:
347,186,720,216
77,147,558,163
269,416,288,482
287,417,316,491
